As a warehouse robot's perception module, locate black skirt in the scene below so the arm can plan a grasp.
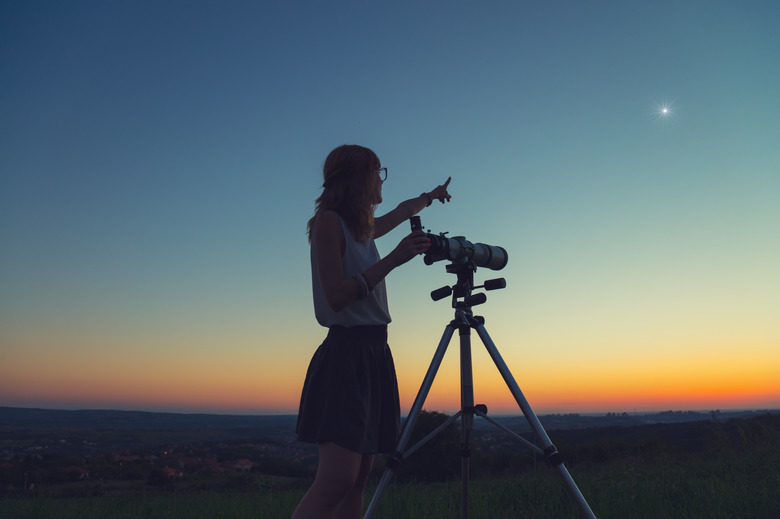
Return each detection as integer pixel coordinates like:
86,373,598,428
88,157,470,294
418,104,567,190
296,325,401,454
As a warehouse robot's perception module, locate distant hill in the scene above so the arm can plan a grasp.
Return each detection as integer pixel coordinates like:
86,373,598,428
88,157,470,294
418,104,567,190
0,407,297,431
1,406,776,433
477,408,780,433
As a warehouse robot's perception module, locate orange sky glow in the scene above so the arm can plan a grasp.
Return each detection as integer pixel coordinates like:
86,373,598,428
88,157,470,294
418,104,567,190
2,330,777,416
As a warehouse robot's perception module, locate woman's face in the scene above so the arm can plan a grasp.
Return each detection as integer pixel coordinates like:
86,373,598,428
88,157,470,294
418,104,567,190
371,166,383,205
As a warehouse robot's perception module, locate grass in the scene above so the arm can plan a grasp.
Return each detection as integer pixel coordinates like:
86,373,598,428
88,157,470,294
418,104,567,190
2,452,779,519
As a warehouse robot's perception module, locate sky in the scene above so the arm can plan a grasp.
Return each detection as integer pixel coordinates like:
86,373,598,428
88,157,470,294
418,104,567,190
1,1,778,416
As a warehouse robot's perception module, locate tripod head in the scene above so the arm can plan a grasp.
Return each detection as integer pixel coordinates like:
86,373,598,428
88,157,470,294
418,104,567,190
430,258,506,311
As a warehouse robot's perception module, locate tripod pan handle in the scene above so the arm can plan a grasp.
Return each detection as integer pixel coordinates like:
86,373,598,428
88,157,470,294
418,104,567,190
431,286,452,301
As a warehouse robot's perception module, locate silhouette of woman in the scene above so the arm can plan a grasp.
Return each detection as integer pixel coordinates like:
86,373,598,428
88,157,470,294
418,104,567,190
292,144,451,518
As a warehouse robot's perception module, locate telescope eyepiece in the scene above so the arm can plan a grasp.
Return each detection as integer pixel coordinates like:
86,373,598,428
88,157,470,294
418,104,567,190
410,216,422,232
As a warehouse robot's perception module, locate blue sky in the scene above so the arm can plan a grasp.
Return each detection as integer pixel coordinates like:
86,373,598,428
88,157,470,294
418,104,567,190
1,1,778,414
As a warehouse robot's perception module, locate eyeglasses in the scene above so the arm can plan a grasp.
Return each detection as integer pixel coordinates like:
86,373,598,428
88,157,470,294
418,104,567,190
378,167,387,182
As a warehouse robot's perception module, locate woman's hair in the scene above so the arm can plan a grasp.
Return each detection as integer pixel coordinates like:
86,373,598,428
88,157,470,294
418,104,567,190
307,144,382,242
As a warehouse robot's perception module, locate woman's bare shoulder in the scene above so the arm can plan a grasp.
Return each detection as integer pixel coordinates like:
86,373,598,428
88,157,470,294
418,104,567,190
314,210,340,229
313,210,344,240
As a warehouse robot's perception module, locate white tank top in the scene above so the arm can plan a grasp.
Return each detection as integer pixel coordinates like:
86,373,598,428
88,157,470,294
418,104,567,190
311,216,391,327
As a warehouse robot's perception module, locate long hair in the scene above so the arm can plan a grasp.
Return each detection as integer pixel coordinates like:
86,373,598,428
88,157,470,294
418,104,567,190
307,145,381,242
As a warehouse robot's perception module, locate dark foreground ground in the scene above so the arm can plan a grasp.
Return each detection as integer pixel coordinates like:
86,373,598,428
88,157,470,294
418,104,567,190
1,408,778,517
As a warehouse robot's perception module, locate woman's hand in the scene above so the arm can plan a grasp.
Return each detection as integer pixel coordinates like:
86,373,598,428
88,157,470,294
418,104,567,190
390,230,431,266
374,178,453,239
429,177,452,204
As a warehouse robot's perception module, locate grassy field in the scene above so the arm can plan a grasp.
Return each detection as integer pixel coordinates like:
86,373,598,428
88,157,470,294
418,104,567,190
3,414,779,518
2,449,778,519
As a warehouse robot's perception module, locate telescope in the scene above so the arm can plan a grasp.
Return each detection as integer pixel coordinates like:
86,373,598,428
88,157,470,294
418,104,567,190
410,216,508,271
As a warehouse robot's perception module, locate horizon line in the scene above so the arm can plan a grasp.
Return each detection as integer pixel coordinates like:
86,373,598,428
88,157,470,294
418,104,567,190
2,404,778,417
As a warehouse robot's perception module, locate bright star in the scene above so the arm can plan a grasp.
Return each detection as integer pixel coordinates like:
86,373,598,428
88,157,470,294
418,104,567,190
658,103,672,120
652,99,676,127
655,101,674,123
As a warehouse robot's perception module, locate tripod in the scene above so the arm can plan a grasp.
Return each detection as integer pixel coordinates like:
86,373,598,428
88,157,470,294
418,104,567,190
364,259,597,519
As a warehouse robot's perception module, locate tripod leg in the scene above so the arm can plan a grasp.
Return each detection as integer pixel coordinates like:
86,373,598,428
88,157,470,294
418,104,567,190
473,322,598,519
363,323,457,519
459,325,474,519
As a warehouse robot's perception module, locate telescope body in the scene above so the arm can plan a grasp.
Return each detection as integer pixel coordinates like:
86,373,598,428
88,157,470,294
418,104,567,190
425,235,508,271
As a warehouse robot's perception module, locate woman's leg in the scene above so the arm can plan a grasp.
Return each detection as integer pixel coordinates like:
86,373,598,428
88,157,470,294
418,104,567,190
291,442,373,519
332,451,374,518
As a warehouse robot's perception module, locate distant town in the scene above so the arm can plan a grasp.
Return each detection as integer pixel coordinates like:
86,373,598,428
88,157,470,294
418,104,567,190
1,406,777,496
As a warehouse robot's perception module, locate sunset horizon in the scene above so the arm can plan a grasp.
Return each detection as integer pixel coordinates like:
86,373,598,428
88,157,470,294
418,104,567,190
3,361,778,417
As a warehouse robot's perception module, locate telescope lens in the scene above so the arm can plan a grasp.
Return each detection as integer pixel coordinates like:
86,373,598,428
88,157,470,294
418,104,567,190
472,243,508,271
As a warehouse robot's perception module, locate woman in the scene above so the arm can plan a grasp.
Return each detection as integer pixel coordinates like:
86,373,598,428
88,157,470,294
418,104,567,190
292,144,452,518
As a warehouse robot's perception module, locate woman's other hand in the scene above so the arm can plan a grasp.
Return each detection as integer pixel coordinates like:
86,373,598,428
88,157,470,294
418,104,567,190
390,230,431,266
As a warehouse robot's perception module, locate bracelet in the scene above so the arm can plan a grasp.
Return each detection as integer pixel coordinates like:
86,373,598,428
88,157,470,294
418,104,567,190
421,192,433,207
